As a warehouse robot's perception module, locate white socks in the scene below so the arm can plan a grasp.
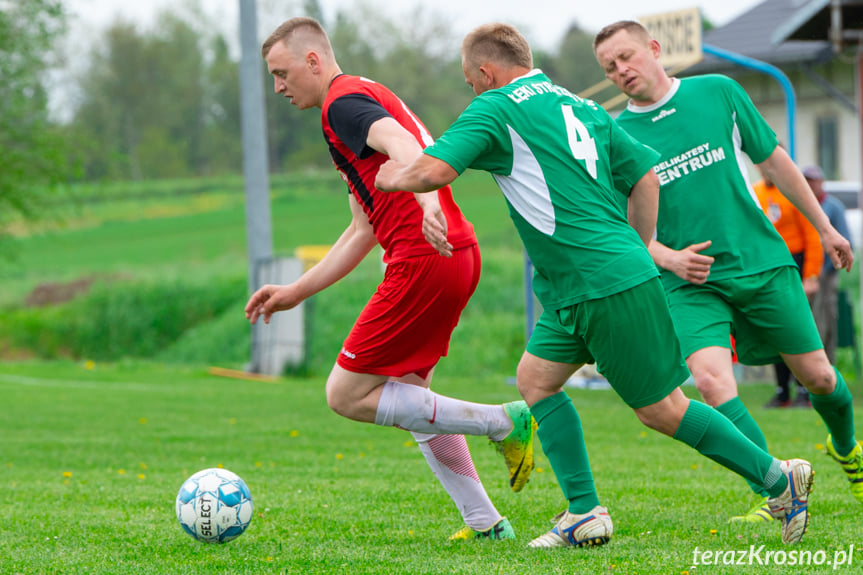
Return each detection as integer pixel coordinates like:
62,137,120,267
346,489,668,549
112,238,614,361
374,380,512,439
412,431,501,531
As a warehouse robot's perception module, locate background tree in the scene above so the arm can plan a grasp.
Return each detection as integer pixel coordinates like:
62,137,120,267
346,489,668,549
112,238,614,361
0,0,70,238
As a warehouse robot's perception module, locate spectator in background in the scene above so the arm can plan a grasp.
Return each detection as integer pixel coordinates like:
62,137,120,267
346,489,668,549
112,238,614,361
805,165,853,365
754,168,823,409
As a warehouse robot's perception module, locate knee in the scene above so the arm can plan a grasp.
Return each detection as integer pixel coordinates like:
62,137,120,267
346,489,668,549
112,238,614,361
691,369,735,406
798,362,836,395
324,376,354,419
514,362,534,400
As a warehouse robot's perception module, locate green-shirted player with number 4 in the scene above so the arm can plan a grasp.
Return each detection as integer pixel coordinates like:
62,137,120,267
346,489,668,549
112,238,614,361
376,22,815,548
594,20,861,522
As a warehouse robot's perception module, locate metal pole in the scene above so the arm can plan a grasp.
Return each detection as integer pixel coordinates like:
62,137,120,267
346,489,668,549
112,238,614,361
239,0,273,372
239,0,273,293
703,44,798,161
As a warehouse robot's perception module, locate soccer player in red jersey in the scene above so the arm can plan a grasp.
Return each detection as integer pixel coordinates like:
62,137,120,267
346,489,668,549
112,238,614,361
245,17,534,540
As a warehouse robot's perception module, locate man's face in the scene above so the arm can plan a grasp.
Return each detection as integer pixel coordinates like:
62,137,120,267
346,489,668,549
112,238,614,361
807,177,825,197
594,29,661,102
266,40,319,110
461,56,487,96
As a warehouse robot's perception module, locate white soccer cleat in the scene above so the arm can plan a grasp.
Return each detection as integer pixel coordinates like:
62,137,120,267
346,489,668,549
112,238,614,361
767,459,814,544
528,505,612,548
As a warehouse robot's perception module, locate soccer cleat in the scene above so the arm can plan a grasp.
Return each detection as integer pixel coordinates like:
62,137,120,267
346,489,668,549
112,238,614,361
728,497,775,523
790,394,812,409
449,517,515,541
493,401,537,492
825,435,863,503
767,459,814,544
528,506,612,548
764,396,791,409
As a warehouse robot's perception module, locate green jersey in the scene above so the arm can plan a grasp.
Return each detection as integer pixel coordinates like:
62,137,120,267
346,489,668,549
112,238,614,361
425,69,659,310
615,75,794,293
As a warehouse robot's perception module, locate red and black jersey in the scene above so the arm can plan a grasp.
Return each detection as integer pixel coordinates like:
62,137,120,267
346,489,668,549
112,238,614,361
321,74,476,263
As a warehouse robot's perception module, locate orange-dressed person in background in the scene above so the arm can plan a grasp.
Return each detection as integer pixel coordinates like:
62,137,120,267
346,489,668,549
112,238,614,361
754,168,822,409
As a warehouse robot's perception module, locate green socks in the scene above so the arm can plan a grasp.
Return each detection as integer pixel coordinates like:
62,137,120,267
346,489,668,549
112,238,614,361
715,396,770,497
674,399,787,498
531,391,601,514
810,367,857,456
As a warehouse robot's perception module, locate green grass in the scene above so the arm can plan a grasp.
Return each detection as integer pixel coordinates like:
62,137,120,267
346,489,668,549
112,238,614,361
1,361,862,574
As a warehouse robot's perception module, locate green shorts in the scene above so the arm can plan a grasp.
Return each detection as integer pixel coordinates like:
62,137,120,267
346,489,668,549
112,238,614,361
526,278,689,409
665,266,823,365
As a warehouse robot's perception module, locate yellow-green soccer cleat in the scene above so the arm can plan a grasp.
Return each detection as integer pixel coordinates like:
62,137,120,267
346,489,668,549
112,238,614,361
528,506,613,548
825,435,863,503
449,517,515,541
728,497,775,523
767,459,814,544
492,401,537,492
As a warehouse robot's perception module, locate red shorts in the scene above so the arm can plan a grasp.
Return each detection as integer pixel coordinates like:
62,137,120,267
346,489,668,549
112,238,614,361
337,243,481,379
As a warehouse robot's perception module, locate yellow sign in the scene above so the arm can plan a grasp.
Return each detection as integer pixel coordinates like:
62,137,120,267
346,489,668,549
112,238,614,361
640,7,703,68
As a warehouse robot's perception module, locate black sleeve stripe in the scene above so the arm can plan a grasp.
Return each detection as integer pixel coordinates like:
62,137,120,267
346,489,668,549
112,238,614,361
327,94,393,158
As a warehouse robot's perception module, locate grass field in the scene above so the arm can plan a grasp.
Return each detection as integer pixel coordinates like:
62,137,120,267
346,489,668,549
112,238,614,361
2,171,863,573
2,360,862,574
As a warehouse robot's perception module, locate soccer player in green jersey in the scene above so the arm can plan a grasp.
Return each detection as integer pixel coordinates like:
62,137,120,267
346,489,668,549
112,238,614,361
594,20,862,519
376,22,815,547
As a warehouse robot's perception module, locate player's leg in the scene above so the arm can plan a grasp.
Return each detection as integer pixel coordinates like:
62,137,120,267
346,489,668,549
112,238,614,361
670,284,774,515
519,352,611,549
686,346,772,506
633,388,812,544
326,364,513,435
596,279,810,540
329,245,535,491
519,308,611,549
783,350,862,503
738,266,861,503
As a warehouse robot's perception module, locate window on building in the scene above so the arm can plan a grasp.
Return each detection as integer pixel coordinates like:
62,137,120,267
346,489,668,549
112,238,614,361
816,116,839,179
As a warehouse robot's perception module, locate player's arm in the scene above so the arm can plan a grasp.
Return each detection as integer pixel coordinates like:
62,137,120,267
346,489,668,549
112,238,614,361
375,154,458,194
375,153,460,257
627,169,659,246
245,195,378,324
759,146,853,271
366,117,453,256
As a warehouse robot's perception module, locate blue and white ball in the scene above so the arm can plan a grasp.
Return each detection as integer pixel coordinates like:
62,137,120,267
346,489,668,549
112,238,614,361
176,468,253,543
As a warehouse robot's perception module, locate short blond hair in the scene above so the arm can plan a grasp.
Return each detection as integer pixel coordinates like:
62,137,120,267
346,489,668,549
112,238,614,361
462,23,532,71
261,17,331,59
593,20,651,53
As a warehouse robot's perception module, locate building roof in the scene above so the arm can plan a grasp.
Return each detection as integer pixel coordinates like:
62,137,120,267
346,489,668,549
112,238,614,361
773,0,863,45
689,0,834,73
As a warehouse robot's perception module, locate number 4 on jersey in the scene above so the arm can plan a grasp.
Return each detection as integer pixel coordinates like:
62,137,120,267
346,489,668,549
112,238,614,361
562,105,598,179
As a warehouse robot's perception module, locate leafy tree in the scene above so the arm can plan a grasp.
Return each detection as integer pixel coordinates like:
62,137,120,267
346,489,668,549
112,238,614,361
0,0,69,235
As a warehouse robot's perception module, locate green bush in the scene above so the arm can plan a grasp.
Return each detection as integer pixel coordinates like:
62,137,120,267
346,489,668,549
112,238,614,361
0,275,245,361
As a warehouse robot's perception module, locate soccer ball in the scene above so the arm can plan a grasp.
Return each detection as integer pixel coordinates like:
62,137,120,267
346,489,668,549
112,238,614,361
175,468,253,543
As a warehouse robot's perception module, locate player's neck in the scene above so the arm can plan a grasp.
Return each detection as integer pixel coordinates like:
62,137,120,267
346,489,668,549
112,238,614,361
630,74,674,108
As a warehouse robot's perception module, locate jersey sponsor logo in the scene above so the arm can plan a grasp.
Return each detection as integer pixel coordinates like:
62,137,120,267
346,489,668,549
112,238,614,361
651,108,677,122
340,347,356,360
653,142,726,186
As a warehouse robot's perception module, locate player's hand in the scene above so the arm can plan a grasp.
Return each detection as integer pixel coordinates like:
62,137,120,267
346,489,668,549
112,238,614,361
802,276,819,298
668,240,714,284
821,228,854,272
418,195,452,258
244,284,301,325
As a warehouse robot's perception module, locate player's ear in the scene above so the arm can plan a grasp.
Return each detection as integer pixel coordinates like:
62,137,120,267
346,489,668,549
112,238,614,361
648,39,662,60
306,50,322,73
